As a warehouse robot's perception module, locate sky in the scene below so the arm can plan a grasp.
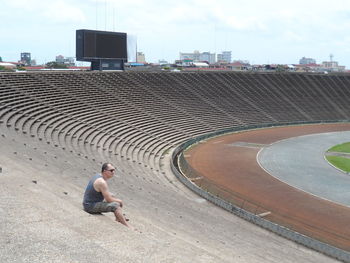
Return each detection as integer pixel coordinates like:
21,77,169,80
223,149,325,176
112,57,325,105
1,0,350,68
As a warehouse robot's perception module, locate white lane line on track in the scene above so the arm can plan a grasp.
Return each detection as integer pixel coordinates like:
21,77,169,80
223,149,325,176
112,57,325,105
256,131,350,208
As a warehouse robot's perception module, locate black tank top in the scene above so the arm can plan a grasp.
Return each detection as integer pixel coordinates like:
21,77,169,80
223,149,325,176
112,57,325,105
83,174,104,210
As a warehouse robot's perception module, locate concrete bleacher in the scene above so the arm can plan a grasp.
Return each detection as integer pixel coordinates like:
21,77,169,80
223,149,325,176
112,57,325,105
0,70,348,262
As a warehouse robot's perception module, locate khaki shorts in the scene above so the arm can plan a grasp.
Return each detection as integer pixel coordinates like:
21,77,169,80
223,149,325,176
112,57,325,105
85,202,119,214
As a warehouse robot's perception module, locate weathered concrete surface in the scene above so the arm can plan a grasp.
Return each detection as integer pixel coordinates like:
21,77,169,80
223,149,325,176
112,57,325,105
0,125,339,262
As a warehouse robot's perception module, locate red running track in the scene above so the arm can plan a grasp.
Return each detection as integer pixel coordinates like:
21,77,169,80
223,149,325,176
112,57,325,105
185,123,350,251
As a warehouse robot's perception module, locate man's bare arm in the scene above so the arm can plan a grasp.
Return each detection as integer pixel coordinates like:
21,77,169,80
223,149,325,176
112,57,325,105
95,179,123,207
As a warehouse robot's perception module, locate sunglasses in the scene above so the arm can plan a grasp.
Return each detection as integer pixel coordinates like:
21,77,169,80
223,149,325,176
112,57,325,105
106,169,115,172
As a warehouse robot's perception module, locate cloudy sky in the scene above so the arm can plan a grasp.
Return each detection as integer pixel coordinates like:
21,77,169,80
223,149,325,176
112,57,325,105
1,0,350,67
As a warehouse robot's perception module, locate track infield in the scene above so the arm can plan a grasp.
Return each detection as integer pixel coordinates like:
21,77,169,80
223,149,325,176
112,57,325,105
185,123,350,251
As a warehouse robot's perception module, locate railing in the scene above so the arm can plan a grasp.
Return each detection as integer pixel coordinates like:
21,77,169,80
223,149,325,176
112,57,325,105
171,120,350,263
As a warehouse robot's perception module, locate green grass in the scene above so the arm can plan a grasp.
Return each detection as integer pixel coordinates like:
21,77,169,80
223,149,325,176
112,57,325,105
327,142,350,153
326,142,350,173
326,156,350,173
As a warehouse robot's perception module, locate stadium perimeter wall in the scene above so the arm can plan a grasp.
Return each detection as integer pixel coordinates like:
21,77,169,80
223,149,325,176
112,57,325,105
171,121,350,262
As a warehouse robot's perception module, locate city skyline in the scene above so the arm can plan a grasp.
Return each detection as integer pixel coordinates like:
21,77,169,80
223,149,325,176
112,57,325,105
1,0,350,68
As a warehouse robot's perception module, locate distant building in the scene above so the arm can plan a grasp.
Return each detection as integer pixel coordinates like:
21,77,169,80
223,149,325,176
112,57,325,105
322,61,338,68
175,59,194,67
217,51,232,63
0,62,16,69
294,55,346,72
180,50,200,61
56,55,75,66
294,63,318,71
321,60,345,72
193,62,209,68
319,54,345,72
136,52,146,63
180,50,216,64
200,52,216,64
20,52,31,66
56,55,65,64
299,57,316,65
227,61,250,70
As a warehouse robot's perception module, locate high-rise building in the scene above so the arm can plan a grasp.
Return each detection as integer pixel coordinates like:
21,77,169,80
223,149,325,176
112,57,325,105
180,50,200,61
217,51,232,63
136,52,146,63
200,52,216,64
20,52,31,65
299,57,316,65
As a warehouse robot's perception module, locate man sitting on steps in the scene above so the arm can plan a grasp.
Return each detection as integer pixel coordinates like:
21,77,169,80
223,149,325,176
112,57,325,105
83,163,133,229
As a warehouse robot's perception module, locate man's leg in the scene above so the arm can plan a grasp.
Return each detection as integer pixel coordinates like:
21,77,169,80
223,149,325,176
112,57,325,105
86,202,133,229
114,207,133,229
